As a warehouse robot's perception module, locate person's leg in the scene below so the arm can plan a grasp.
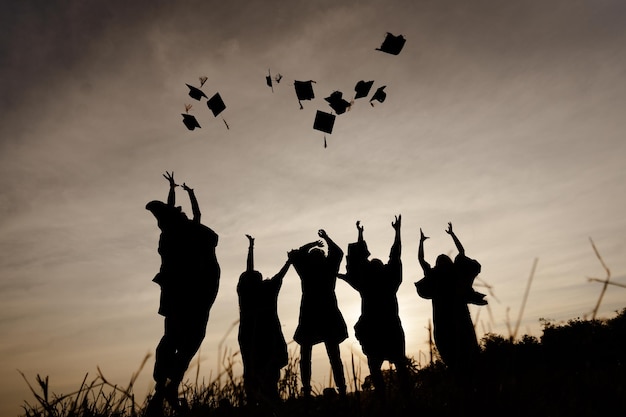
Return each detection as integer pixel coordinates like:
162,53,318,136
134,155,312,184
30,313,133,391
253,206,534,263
267,366,282,403
367,356,385,394
153,318,177,384
165,314,206,410
258,365,281,405
392,355,411,394
147,318,176,416
325,342,346,395
171,315,207,387
300,344,313,397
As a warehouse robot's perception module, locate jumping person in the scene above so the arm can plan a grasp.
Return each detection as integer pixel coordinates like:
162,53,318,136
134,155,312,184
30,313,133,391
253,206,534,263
145,172,220,414
238,234,290,405
288,229,348,397
415,223,485,375
341,216,410,397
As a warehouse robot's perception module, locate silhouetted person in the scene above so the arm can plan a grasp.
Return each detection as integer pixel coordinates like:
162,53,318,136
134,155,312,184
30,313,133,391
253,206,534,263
238,234,290,406
447,223,487,307
341,216,410,396
288,229,348,397
415,223,485,376
145,172,220,414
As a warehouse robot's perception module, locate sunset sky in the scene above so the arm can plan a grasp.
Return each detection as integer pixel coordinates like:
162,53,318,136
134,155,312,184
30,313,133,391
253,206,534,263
1,1,626,415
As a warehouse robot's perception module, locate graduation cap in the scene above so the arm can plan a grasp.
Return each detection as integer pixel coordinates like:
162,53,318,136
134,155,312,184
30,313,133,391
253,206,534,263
206,93,230,129
369,85,387,106
182,113,201,131
376,33,406,55
266,70,283,90
266,69,274,92
354,80,374,99
207,93,226,116
186,84,208,101
294,80,316,109
324,91,351,115
313,110,336,148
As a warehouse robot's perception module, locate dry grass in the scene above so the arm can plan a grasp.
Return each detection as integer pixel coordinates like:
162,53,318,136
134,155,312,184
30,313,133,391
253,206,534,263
19,244,626,416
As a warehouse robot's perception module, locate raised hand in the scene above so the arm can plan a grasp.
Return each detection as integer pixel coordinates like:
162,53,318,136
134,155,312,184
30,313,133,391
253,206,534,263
246,234,254,245
356,221,363,233
445,222,453,235
420,228,429,242
163,171,178,188
392,214,401,230
182,182,194,192
318,229,328,240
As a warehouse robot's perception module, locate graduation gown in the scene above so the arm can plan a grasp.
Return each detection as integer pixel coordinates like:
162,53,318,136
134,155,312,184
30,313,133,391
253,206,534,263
290,242,348,345
343,240,406,360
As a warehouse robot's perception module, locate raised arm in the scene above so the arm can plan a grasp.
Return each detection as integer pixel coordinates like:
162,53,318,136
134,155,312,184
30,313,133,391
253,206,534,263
317,229,343,253
300,240,324,252
445,222,465,256
182,183,201,223
245,234,254,272
319,229,343,259
288,240,323,264
389,215,401,262
270,258,292,289
418,228,431,272
163,171,178,206
356,221,364,242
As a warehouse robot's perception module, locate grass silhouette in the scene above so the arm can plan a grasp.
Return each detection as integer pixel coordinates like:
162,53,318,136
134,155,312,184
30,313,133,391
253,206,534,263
19,307,626,417
19,242,625,416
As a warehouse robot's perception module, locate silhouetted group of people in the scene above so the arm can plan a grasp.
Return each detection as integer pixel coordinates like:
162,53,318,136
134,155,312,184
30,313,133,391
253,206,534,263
144,174,487,414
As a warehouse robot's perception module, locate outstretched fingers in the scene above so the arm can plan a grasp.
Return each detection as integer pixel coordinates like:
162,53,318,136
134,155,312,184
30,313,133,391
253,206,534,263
392,214,402,229
163,171,178,187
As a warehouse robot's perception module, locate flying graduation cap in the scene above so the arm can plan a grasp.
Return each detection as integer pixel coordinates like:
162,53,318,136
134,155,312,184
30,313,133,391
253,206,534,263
265,69,283,92
182,113,201,130
207,93,230,129
266,69,274,92
354,80,374,99
324,91,351,115
186,84,208,101
369,85,387,106
376,32,406,55
181,104,201,130
294,80,316,109
207,93,226,116
313,110,336,148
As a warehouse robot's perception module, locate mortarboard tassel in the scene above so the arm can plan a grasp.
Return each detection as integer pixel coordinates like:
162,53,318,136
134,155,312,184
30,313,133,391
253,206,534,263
324,135,327,148
222,117,230,130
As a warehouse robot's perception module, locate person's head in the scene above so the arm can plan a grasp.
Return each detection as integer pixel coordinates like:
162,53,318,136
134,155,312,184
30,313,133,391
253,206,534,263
435,254,453,271
369,258,385,276
146,200,187,229
308,248,326,263
239,270,262,284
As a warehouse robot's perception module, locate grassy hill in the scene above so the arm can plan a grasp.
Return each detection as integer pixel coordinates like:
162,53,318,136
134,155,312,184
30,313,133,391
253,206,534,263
21,308,626,417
